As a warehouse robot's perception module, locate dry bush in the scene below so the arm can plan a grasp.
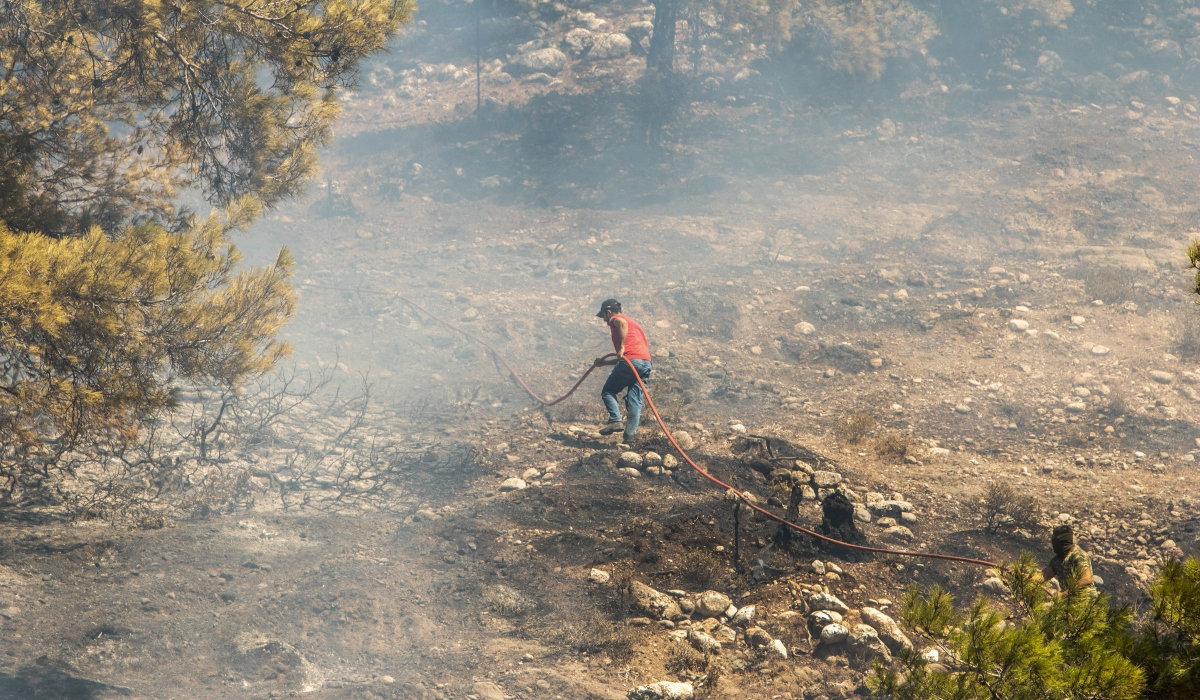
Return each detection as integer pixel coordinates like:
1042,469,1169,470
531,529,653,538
1106,387,1129,417
559,613,640,664
666,644,706,675
1172,306,1200,360
677,549,722,588
997,396,1034,428
484,584,534,617
1085,267,1134,304
874,431,910,462
835,413,876,444
982,481,1040,534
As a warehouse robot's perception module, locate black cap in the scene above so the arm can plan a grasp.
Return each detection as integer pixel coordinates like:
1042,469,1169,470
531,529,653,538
596,298,621,317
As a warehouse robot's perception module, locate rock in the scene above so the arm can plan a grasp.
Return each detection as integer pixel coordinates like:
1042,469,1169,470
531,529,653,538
809,592,849,614
618,467,641,477
860,607,912,653
412,508,440,522
809,610,843,631
618,451,644,469
868,500,914,518
794,321,816,335
1091,345,1111,356
745,626,773,648
729,605,755,627
589,32,631,59
767,638,789,659
687,628,721,654
729,423,747,434
876,517,897,528
588,568,611,584
1065,402,1087,413
847,624,892,664
955,404,972,414
643,452,663,467
695,590,733,618
1008,319,1030,332
1150,370,1176,384
812,470,842,488
561,28,594,57
673,431,695,450
628,681,694,700
662,454,679,468
900,512,918,525
631,581,683,620
884,525,915,542
474,681,507,700
811,560,827,575
853,505,872,523
508,48,567,75
819,623,849,645
982,577,1011,595
499,477,527,492
522,467,541,480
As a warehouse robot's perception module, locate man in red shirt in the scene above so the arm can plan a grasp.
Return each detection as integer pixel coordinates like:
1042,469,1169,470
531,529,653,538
593,298,652,443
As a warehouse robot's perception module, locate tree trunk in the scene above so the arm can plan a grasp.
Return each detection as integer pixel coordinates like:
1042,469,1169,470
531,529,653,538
647,0,677,74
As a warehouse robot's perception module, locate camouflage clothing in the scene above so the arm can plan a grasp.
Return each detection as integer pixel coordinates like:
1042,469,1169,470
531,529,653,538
1049,544,1095,590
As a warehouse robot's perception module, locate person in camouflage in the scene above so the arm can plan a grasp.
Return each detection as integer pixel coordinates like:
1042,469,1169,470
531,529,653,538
1041,524,1096,594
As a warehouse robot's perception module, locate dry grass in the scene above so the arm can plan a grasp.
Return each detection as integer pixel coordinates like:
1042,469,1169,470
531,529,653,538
1084,267,1134,304
484,584,534,617
665,644,706,675
874,431,910,462
835,412,876,444
982,481,1041,533
1172,306,1200,359
677,549,722,588
558,613,641,664
1105,387,1129,417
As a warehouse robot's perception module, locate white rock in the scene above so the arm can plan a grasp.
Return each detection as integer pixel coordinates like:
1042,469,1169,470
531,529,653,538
809,610,843,628
1065,402,1087,413
499,477,527,492
617,451,644,469
729,423,747,434
794,321,816,335
811,560,827,575
627,681,694,700
860,607,913,653
561,27,594,57
589,33,632,60
631,582,682,620
662,454,679,468
1008,319,1030,332
812,470,842,488
1071,315,1086,325
695,590,733,618
885,525,915,542
819,623,849,644
509,48,567,75
982,577,1010,595
643,452,664,467
618,467,641,477
854,505,872,523
686,628,721,654
729,605,755,627
521,467,541,480
808,593,849,614
1091,345,1110,355
588,568,611,584
1150,370,1176,384
767,639,788,659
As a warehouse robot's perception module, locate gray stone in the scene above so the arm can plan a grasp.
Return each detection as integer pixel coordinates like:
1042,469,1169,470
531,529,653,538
695,590,733,618
819,623,849,645
618,451,644,469
474,681,507,700
808,592,849,614
509,48,567,75
847,624,892,664
627,681,694,700
662,453,679,468
982,577,1010,595
875,517,897,528
794,321,816,335
499,477,527,492
631,581,683,620
729,604,755,627
854,505,872,523
625,21,654,42
412,508,440,522
618,467,641,477
1150,370,1176,384
812,470,842,488
561,28,594,57
745,626,773,648
860,607,912,653
767,638,788,659
900,512,918,525
1008,319,1030,332
884,525,915,542
712,624,737,644
868,500,914,518
686,628,721,654
588,568,610,584
809,610,843,631
589,33,631,60
643,452,663,467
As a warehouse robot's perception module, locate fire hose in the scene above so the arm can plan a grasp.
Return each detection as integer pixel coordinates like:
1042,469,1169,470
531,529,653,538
302,283,998,568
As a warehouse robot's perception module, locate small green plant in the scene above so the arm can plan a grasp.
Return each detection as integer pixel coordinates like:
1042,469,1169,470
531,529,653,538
835,412,876,444
981,481,1040,534
874,431,911,462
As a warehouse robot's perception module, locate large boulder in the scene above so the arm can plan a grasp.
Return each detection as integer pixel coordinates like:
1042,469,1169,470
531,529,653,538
847,624,892,665
630,581,682,620
589,33,631,60
561,28,594,57
508,48,567,75
695,590,733,618
687,627,721,654
819,623,849,645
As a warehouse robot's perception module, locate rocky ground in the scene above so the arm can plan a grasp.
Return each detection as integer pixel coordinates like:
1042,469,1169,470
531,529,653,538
3,1,1200,699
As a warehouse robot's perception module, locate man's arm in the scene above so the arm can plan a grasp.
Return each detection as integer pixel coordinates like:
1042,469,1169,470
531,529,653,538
613,317,628,358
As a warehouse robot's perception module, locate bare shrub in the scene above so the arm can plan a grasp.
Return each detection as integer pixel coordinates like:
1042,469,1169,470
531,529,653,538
874,431,910,462
997,396,1034,428
559,613,640,664
982,481,1040,533
835,413,875,444
1172,306,1200,360
677,550,722,588
666,644,706,675
1085,267,1134,304
484,584,534,617
1106,387,1129,417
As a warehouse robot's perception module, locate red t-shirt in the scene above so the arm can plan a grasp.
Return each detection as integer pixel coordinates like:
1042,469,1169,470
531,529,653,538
609,314,651,361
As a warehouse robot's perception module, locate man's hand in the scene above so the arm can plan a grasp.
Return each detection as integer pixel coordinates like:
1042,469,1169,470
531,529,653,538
593,357,607,368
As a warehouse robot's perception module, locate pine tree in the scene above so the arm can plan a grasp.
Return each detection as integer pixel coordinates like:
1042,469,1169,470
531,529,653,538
1134,556,1200,699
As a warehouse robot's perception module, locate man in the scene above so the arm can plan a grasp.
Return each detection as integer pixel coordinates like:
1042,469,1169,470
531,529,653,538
1041,524,1096,594
593,299,652,443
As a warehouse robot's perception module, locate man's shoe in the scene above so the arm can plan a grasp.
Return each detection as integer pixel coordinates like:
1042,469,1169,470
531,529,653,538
599,421,625,436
